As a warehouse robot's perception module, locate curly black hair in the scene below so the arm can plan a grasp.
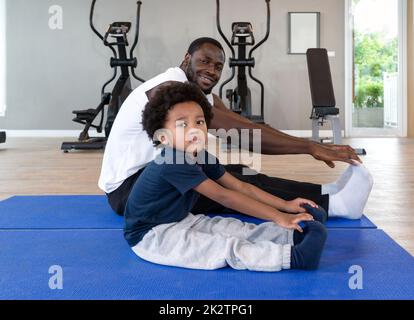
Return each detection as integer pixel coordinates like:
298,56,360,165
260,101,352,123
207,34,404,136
142,82,214,146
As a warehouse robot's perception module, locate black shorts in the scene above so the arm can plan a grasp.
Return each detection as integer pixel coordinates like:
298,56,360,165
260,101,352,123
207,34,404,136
106,168,144,215
106,164,328,216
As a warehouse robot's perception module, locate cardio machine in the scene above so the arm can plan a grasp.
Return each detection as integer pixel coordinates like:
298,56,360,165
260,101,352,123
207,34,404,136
61,0,145,152
216,0,271,123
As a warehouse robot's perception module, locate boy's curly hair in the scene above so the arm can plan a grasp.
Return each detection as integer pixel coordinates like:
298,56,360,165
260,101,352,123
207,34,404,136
142,82,213,145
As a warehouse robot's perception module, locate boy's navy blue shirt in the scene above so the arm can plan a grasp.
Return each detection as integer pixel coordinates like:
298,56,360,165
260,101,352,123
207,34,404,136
124,147,226,247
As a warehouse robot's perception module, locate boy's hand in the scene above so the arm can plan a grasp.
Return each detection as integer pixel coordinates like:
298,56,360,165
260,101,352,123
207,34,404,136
274,212,314,233
283,198,318,214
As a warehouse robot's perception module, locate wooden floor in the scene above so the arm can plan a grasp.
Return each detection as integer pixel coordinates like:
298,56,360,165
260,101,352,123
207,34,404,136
0,137,413,255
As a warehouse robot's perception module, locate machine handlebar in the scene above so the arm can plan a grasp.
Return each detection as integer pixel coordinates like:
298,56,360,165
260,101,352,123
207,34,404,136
90,0,104,41
249,0,271,59
216,0,271,59
89,0,142,59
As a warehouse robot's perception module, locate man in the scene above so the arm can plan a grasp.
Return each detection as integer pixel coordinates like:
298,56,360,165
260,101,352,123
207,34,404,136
99,37,371,219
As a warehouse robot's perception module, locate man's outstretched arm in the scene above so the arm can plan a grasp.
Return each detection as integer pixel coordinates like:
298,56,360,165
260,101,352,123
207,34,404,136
210,94,361,168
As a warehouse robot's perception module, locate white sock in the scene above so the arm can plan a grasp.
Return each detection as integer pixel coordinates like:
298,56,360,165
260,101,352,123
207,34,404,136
328,164,374,219
321,165,354,195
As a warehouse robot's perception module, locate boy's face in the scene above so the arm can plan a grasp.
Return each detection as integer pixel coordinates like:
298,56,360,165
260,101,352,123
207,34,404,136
159,101,208,154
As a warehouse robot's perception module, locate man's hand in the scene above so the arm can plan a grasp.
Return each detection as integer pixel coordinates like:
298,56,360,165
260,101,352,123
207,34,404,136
274,212,314,233
283,198,317,214
309,143,362,168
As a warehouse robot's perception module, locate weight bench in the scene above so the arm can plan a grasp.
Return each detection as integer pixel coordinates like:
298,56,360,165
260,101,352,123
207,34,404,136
306,48,366,155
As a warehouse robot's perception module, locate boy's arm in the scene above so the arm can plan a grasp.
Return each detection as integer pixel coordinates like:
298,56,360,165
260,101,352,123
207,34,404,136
194,178,313,232
216,172,317,213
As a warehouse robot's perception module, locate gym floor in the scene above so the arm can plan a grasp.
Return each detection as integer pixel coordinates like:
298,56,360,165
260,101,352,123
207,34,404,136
0,136,413,255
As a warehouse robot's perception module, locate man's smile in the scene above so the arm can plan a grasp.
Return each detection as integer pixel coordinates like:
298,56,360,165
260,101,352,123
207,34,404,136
199,74,215,85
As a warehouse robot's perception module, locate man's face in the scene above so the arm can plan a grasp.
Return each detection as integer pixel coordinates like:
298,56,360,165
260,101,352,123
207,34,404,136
160,101,208,154
182,43,225,94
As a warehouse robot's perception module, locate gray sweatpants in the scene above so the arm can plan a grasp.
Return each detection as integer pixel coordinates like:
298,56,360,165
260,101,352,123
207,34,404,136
132,213,294,272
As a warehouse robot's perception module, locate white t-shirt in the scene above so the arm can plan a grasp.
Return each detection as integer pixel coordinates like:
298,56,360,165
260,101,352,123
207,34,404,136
98,67,214,193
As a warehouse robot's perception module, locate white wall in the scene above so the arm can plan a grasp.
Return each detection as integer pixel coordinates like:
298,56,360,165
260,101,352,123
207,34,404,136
0,0,344,131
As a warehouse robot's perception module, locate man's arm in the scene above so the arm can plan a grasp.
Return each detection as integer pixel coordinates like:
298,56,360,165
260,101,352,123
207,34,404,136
211,94,361,167
216,171,287,210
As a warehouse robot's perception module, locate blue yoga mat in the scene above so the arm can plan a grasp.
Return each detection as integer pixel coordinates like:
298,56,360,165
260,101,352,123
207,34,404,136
0,228,412,300
0,195,376,229
0,195,122,229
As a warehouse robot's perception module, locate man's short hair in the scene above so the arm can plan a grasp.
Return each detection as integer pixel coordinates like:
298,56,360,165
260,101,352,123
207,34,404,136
142,82,214,145
187,37,225,56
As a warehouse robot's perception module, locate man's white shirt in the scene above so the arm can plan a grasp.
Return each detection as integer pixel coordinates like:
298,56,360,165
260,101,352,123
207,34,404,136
98,67,214,193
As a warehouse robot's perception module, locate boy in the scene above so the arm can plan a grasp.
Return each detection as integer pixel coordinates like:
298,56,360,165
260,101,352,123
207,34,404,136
124,82,327,272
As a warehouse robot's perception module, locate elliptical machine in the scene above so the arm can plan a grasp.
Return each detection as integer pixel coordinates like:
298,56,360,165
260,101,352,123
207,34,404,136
216,0,271,124
61,0,145,152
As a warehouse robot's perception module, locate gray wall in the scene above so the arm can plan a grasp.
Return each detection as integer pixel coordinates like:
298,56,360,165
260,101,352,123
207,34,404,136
0,0,344,130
